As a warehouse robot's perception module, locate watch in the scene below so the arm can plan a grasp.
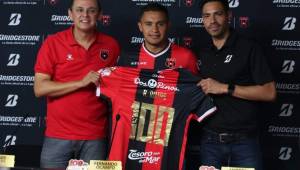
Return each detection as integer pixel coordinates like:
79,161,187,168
227,84,235,96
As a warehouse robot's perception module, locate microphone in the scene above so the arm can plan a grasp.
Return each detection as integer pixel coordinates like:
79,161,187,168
107,114,120,159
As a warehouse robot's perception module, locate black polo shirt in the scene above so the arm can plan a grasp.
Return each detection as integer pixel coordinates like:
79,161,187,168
196,30,273,133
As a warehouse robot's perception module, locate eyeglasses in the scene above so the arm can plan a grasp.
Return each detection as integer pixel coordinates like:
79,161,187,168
72,7,99,15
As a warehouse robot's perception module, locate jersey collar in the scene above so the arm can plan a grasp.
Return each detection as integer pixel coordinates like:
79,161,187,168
142,41,171,58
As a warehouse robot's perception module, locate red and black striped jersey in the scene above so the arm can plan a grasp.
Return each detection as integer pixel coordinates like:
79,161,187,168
117,42,198,74
97,67,216,170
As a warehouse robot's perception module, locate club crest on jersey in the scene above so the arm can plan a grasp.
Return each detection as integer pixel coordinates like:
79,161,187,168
165,58,176,69
100,50,109,61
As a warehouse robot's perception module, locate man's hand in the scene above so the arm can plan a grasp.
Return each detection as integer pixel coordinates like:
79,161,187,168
197,78,228,95
80,71,100,87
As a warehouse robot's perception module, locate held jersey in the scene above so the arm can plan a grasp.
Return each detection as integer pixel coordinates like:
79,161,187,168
117,42,198,74
97,67,216,170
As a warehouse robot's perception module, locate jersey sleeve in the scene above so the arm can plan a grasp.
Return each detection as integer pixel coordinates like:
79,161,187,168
96,67,121,99
34,36,56,75
190,86,217,122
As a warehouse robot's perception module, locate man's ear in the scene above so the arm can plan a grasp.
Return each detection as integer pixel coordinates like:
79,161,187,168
227,11,233,23
138,22,143,32
68,9,74,21
97,11,103,21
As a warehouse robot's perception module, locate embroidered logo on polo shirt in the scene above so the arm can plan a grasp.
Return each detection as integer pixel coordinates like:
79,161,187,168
100,50,109,61
165,58,176,69
66,54,74,61
224,55,233,63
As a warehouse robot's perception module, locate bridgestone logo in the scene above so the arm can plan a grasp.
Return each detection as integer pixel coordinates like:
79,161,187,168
269,125,300,134
0,34,40,41
0,116,37,123
51,15,71,22
186,17,203,24
276,83,300,90
132,0,175,2
0,75,34,82
131,37,144,44
273,0,300,4
272,39,300,47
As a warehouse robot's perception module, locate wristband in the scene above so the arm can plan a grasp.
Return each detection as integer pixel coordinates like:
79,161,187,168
227,84,235,96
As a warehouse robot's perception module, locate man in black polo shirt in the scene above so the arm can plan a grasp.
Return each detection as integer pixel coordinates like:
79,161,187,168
189,0,277,169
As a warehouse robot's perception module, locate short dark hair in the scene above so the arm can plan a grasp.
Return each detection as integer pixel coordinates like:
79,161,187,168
199,0,229,12
138,3,169,21
69,0,102,11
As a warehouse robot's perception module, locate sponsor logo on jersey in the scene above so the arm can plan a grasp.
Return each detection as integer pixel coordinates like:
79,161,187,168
142,89,167,99
134,78,180,91
128,149,160,164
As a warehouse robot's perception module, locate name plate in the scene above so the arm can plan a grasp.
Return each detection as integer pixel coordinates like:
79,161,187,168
221,167,255,170
0,154,15,168
89,160,122,170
